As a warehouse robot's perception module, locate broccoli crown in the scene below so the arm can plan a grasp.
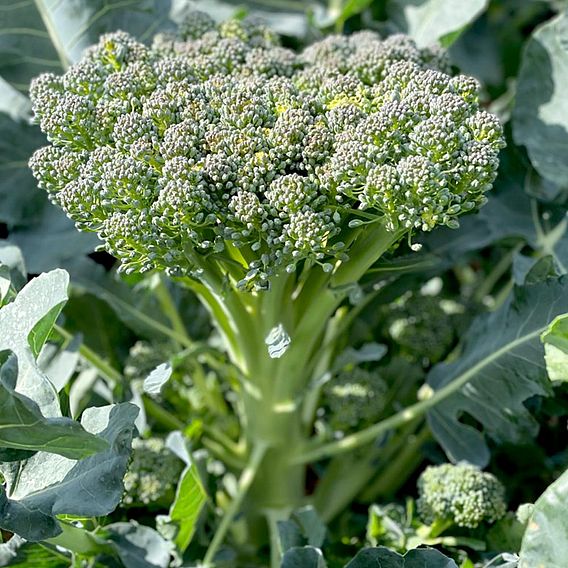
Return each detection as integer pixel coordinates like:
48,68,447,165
417,463,507,529
385,294,458,364
322,366,388,432
122,437,184,508
29,13,505,288
124,340,169,382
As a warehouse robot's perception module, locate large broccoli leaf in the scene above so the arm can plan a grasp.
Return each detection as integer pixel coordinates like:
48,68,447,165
0,402,138,541
427,277,568,467
345,546,457,567
387,0,488,47
0,0,178,91
513,12,568,187
0,269,71,414
0,377,108,459
519,467,568,567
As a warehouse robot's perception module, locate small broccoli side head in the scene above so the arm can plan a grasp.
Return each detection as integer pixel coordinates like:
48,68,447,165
417,462,507,529
122,437,184,509
29,13,505,288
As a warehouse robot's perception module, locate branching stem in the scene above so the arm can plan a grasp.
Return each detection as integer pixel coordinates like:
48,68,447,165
203,442,269,566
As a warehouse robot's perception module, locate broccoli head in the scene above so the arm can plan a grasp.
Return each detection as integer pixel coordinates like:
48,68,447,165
29,13,504,288
384,294,460,364
122,437,184,509
417,463,507,529
322,366,388,432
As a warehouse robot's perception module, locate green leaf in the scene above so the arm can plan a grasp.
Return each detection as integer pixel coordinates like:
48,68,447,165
0,536,69,568
0,242,26,290
345,546,457,567
0,402,138,541
0,113,46,227
334,343,387,371
160,431,207,552
541,314,568,383
513,254,559,285
386,0,488,47
168,462,207,552
0,78,31,120
427,277,568,467
0,269,69,416
281,546,327,568
0,0,176,91
519,468,568,567
277,506,327,553
513,13,568,186
104,522,173,568
185,0,323,37
0,376,108,458
10,206,98,272
67,257,177,342
143,363,172,395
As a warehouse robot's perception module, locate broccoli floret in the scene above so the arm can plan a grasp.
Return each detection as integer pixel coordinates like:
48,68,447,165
122,437,184,509
322,367,388,432
124,340,170,382
384,294,459,364
417,463,507,529
29,11,504,289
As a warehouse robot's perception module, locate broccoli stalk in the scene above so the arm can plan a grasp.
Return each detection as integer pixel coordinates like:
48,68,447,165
28,12,505,564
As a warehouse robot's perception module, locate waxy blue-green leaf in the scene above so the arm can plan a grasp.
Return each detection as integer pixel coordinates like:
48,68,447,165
519,468,568,567
184,0,326,38
0,535,68,568
0,113,46,227
0,269,69,416
386,0,488,47
0,377,107,458
0,0,177,91
513,13,568,187
541,314,568,383
345,546,457,567
10,206,99,273
0,403,138,541
143,363,172,395
427,277,568,467
277,506,327,553
281,546,327,568
104,522,173,568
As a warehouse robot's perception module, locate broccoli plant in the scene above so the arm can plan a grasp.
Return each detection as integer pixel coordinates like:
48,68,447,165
25,11,510,566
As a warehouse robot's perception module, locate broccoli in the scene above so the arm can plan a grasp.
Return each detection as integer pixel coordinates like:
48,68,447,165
417,463,507,529
29,12,505,290
122,437,184,509
384,293,460,364
124,340,170,382
322,367,388,433
26,15,507,557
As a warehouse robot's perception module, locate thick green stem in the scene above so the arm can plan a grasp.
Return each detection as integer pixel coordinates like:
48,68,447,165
153,274,191,344
360,424,431,502
203,442,269,567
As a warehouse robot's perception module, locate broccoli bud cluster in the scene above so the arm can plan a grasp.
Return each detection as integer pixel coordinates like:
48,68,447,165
29,13,505,287
322,366,388,432
384,293,459,364
122,437,185,509
417,463,507,529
